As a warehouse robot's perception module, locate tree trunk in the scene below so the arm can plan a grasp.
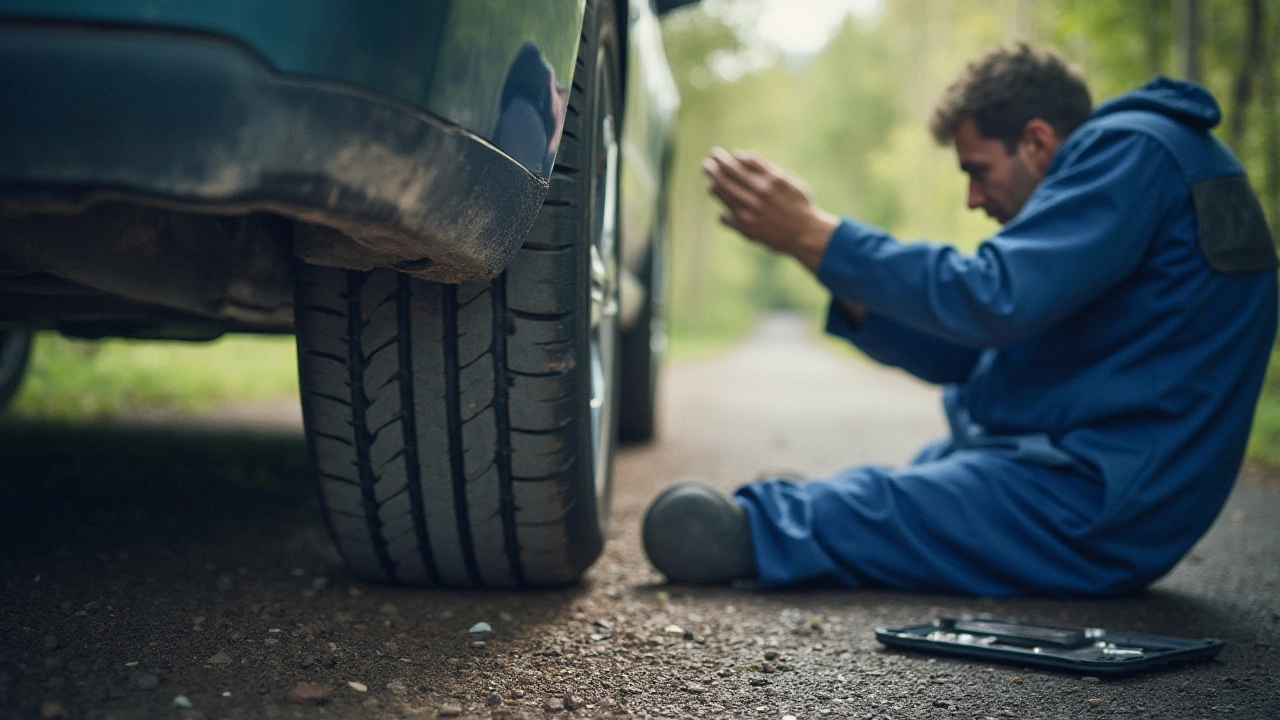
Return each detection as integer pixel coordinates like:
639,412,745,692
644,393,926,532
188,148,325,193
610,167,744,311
1228,0,1264,148
1144,0,1167,77
1176,0,1202,83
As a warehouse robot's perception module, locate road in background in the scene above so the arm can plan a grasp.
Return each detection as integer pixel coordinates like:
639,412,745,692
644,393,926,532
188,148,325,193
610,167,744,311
2,313,1277,719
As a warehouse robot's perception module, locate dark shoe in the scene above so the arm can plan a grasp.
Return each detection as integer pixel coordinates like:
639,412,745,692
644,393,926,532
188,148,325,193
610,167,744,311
642,480,757,584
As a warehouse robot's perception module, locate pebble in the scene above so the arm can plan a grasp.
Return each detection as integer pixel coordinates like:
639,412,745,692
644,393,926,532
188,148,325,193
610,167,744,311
437,703,463,717
764,650,780,661
564,695,585,710
287,682,330,705
1088,698,1103,707
664,624,685,635
1081,676,1101,683
544,697,565,712
933,700,950,708
39,700,67,719
487,692,503,706
470,622,493,634
386,679,408,694
208,652,232,666
129,672,159,690
750,678,771,687
173,695,193,709
782,715,797,720
683,683,708,694
1012,676,1023,684
348,681,368,692
511,689,526,699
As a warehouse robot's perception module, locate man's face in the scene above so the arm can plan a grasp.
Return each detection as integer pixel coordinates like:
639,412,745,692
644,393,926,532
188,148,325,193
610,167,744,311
953,118,1044,225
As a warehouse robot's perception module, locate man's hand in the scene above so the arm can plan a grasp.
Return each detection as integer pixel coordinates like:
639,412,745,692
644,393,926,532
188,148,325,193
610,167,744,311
702,147,840,273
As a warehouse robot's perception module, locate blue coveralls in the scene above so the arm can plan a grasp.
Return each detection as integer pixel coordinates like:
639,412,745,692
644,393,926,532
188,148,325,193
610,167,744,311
734,78,1279,596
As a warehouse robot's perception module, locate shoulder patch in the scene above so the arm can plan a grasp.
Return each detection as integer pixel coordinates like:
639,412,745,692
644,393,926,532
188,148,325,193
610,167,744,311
1193,175,1278,273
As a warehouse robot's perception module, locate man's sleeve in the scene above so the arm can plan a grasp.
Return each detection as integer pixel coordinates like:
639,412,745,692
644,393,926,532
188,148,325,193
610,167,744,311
826,300,981,384
816,131,1185,349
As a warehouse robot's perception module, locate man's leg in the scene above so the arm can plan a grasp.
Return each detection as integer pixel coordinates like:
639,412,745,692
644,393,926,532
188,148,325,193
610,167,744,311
735,449,1108,595
644,449,1118,595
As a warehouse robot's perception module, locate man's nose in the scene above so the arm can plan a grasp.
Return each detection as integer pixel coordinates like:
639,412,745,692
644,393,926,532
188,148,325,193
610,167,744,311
967,181,985,210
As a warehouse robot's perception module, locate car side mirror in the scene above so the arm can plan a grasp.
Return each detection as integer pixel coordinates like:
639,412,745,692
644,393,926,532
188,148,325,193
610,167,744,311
655,0,699,15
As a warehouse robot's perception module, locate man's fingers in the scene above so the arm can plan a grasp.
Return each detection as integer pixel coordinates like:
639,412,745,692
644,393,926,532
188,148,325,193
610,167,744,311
709,147,770,192
703,156,760,210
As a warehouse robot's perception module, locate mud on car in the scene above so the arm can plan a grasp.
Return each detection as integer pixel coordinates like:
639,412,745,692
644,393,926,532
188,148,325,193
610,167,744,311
0,0,696,587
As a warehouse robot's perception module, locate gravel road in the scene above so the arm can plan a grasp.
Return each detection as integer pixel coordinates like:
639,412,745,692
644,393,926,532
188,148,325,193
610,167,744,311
2,313,1278,719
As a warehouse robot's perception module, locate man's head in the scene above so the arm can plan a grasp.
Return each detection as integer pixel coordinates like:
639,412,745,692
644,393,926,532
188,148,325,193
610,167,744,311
930,43,1092,224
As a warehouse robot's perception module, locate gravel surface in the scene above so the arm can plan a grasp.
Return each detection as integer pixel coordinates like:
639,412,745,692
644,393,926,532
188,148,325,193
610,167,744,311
2,313,1278,719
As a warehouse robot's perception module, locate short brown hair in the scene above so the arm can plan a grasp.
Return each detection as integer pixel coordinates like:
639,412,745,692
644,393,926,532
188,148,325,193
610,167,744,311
930,42,1092,152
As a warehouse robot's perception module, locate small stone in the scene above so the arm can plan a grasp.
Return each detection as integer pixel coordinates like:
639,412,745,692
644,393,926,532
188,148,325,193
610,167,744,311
287,682,330,705
39,700,67,719
1082,676,1101,684
348,681,368,692
663,624,684,635
487,692,503,706
933,700,950,708
683,683,707,694
129,672,159,690
173,695,193,709
544,697,565,712
683,630,695,641
782,715,797,720
511,689,526,699
386,679,408,694
594,619,614,630
1088,698,1103,707
1012,676,1023,684
437,703,463,717
469,622,492,634
763,650,780,661
750,678,771,687
761,663,777,673
563,695,585,710
208,652,232,666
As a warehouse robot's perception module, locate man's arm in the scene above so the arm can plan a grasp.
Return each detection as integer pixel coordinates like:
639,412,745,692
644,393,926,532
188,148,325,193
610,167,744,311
709,130,1182,349
704,147,979,383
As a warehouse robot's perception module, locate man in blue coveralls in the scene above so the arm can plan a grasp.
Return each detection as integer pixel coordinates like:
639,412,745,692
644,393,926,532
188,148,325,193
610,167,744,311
642,43,1278,596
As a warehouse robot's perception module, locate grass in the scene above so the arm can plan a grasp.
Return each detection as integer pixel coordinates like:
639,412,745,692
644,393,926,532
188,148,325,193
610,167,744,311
6,332,299,420
1246,347,1280,468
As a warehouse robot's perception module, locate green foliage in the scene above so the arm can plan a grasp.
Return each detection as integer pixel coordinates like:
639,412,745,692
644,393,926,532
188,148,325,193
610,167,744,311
1248,342,1280,468
7,333,298,420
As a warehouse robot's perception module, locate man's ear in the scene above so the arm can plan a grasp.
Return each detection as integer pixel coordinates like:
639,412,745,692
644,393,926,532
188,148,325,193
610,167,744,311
1019,119,1062,174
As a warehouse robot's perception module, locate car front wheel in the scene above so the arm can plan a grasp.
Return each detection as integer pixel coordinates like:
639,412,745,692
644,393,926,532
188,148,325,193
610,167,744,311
293,0,620,588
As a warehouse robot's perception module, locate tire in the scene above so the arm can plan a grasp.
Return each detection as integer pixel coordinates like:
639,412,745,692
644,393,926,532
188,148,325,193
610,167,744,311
294,0,621,588
617,238,666,443
0,330,33,410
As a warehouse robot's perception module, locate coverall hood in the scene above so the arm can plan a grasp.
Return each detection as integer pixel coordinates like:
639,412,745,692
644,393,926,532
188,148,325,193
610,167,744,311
1091,76,1222,129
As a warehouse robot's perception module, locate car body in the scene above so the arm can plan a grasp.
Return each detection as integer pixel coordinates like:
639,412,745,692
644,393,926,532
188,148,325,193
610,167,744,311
0,0,696,587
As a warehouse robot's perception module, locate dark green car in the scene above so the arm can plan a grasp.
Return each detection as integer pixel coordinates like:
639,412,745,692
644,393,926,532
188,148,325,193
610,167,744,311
0,0,695,587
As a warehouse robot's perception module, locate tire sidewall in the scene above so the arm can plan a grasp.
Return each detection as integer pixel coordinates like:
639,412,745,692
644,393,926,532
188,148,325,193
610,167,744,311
570,0,622,568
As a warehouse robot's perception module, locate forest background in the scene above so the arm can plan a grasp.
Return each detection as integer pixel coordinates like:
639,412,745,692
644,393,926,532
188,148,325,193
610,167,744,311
9,0,1280,466
659,0,1280,465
